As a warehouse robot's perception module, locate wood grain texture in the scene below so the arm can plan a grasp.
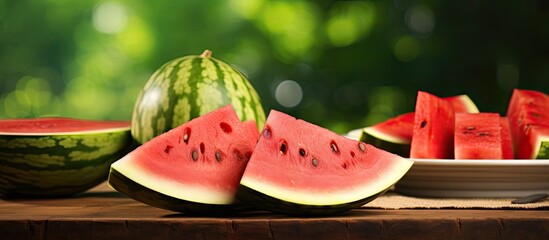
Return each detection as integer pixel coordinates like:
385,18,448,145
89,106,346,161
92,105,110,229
1,182,548,240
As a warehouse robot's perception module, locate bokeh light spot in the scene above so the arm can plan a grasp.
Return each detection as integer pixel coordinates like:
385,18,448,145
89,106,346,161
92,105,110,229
275,80,303,108
93,1,128,34
405,6,435,35
261,2,318,61
229,0,265,19
325,1,376,47
393,35,420,62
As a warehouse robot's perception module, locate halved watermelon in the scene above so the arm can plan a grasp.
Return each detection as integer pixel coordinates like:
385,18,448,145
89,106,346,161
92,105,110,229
108,105,259,214
410,91,455,159
506,89,549,159
0,118,133,197
454,113,502,159
236,110,413,216
359,94,478,157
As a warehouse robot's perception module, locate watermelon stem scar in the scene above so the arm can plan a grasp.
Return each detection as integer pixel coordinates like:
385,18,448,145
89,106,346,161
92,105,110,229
200,49,213,58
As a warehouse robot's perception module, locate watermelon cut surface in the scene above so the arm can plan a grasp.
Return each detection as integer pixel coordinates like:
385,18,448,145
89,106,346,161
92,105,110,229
236,110,413,216
506,89,549,159
109,105,259,214
359,94,478,157
500,117,514,159
454,113,502,159
0,118,133,197
410,91,455,159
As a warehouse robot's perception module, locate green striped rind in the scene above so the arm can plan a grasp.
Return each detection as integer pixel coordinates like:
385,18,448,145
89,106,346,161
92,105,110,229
0,130,133,197
359,128,411,158
235,185,390,216
534,136,549,159
131,53,266,144
108,168,254,215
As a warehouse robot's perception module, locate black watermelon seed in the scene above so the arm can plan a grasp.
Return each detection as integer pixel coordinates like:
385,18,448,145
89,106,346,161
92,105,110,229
299,148,306,157
215,150,222,162
420,120,427,128
262,126,272,139
478,132,490,137
183,128,191,144
312,158,319,167
191,150,198,161
279,140,288,155
330,141,339,154
358,142,366,152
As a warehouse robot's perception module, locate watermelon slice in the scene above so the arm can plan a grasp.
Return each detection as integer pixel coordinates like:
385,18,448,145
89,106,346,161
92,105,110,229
410,91,455,159
506,89,549,159
454,113,502,159
108,105,259,214
444,94,480,113
359,112,414,157
359,94,478,157
500,117,514,159
236,110,413,216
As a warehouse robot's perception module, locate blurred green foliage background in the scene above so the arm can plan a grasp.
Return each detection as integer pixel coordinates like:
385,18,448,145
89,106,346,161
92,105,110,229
1,0,548,133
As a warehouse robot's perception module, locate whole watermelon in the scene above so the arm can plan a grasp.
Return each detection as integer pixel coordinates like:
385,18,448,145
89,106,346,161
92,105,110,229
131,50,266,144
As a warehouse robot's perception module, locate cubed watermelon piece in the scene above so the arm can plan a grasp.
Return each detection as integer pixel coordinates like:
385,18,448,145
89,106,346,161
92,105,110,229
506,89,549,159
500,117,514,159
454,113,502,159
410,91,455,159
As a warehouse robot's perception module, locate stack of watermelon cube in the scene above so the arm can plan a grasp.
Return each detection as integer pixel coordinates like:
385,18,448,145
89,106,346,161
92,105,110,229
360,89,549,159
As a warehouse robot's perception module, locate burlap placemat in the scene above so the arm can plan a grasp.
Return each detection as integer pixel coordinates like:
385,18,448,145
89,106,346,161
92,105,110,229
363,191,549,209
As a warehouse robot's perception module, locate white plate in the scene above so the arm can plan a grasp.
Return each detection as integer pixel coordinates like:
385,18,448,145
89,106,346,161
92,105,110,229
395,159,549,198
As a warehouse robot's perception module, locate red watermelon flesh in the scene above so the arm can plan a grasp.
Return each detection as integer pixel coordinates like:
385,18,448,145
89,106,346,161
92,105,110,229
410,91,455,159
500,117,514,159
365,94,478,144
363,112,415,144
0,117,130,135
109,105,259,212
454,113,502,159
360,94,478,158
237,110,413,215
506,89,549,159
444,95,480,113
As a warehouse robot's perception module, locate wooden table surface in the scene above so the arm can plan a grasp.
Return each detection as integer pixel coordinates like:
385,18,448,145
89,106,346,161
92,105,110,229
1,182,548,240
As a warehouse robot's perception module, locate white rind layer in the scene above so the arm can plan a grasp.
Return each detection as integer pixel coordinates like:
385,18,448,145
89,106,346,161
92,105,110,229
363,127,411,144
111,153,234,205
239,158,413,206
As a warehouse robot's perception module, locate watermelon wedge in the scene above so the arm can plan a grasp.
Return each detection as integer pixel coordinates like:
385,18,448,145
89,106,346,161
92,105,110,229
108,105,259,214
454,113,502,159
506,89,549,159
410,91,455,159
359,94,478,157
236,110,413,216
